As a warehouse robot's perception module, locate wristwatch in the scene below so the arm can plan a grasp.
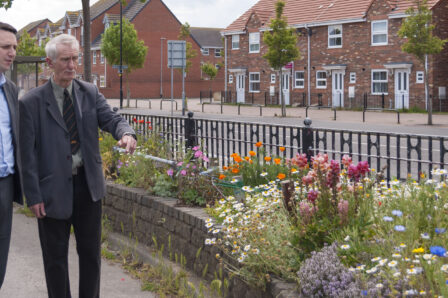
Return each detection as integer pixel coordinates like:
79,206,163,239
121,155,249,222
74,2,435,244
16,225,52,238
123,132,137,140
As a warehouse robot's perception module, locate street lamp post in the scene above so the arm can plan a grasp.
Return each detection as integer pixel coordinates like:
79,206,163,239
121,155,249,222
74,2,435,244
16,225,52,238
119,0,123,109
160,37,166,99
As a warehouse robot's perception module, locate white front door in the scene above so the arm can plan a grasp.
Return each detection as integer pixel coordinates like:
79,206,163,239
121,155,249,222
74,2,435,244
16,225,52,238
236,73,245,103
332,70,344,107
282,72,290,105
395,69,409,109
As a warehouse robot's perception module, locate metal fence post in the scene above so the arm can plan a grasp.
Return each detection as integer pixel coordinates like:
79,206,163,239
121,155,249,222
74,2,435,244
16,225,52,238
185,111,197,151
302,117,314,162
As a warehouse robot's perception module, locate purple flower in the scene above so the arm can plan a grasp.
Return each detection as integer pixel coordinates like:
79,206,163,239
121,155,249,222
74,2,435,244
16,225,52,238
177,161,183,166
435,228,446,234
361,290,368,296
166,168,174,176
391,210,403,217
430,246,446,257
180,169,187,176
394,225,406,232
192,146,199,151
383,216,393,222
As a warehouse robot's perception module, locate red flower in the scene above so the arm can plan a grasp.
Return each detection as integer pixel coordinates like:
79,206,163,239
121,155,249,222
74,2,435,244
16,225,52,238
138,119,145,124
132,118,137,123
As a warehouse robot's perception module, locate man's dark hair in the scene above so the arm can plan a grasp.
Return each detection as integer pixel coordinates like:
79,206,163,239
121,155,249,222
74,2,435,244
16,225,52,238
0,22,17,35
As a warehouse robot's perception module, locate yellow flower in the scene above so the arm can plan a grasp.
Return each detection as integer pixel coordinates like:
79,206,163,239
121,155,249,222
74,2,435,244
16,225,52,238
412,247,425,254
98,137,103,141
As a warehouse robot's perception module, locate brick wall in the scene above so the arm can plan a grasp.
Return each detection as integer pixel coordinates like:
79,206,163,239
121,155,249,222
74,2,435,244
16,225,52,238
103,182,298,298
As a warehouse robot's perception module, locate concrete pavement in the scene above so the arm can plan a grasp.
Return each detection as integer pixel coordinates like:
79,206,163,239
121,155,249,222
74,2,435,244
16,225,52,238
1,206,155,298
107,98,448,136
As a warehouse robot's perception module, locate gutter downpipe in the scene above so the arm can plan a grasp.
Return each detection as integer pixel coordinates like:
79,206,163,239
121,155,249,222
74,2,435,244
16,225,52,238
305,24,311,106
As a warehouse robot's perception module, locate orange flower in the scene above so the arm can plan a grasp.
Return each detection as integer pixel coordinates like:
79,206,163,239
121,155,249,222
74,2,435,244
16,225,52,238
223,166,228,170
264,156,272,162
274,158,281,165
249,150,256,156
255,141,262,147
279,146,285,152
291,168,298,173
234,156,242,163
244,156,250,161
249,160,253,164
232,168,240,174
277,173,286,180
219,174,226,180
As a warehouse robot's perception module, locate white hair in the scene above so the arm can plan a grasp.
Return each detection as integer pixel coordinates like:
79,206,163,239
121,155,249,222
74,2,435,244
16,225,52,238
45,34,79,60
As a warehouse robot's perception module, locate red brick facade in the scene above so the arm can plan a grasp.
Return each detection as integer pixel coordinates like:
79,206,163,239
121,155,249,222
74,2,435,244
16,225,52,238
223,0,448,109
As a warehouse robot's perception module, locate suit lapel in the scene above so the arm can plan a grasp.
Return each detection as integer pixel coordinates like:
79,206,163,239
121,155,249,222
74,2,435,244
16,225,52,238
45,81,68,133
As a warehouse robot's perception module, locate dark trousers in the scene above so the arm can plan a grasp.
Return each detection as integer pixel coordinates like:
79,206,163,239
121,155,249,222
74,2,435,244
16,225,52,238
37,167,102,298
0,174,14,288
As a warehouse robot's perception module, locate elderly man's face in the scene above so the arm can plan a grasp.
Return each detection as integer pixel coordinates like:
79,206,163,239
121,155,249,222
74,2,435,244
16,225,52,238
0,29,17,74
47,44,78,88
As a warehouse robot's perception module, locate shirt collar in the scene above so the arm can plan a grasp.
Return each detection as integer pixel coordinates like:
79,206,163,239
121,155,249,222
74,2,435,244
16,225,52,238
0,73,6,87
50,76,73,96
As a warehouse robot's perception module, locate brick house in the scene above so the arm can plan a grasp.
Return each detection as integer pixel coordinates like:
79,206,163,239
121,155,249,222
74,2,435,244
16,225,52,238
21,0,224,99
222,0,448,110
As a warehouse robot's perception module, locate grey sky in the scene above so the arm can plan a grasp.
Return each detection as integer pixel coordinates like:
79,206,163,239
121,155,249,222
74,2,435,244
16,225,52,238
0,0,258,31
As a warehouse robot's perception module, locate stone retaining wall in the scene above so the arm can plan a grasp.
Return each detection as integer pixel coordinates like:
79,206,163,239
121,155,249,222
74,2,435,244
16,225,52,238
103,181,298,298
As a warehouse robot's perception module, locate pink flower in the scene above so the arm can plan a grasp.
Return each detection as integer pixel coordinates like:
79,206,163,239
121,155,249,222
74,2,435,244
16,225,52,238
341,155,352,168
180,170,187,176
194,150,203,158
326,160,340,187
166,168,174,176
299,201,318,224
347,164,360,182
203,156,209,162
357,161,370,176
338,199,349,221
177,161,183,166
290,153,308,169
302,174,314,185
192,146,200,151
307,189,319,203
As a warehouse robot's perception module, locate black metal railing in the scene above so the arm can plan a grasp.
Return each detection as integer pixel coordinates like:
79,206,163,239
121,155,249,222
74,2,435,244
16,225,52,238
120,112,447,181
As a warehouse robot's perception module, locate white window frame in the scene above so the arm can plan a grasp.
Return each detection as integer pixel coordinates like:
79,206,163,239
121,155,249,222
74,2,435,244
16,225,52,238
232,34,239,50
294,71,305,88
100,51,105,64
349,72,356,84
328,25,342,48
92,50,97,64
215,49,221,57
371,69,388,95
416,71,424,84
371,20,388,46
270,74,276,84
316,71,327,89
78,52,82,65
100,75,105,88
249,32,260,53
201,48,209,56
249,72,260,92
228,74,233,84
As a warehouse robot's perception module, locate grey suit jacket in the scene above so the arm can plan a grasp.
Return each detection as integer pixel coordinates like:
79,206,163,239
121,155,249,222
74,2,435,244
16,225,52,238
2,78,23,204
19,79,134,219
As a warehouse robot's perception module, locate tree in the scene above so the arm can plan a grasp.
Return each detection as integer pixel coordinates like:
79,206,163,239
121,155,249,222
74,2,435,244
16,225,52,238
101,18,147,103
200,62,218,91
0,0,12,9
398,0,447,125
178,23,197,74
16,32,46,89
263,1,299,117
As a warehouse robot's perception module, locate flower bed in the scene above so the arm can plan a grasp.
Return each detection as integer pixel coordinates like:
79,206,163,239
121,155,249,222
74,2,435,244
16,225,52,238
101,131,448,297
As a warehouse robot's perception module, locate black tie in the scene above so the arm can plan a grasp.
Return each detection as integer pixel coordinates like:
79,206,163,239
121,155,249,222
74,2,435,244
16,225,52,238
63,89,80,154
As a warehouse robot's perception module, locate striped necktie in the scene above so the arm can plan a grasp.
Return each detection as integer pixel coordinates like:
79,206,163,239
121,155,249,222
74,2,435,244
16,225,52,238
63,89,80,154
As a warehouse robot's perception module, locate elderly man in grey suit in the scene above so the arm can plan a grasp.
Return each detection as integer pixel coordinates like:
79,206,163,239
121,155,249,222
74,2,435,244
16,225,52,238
20,34,136,298
0,22,22,289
